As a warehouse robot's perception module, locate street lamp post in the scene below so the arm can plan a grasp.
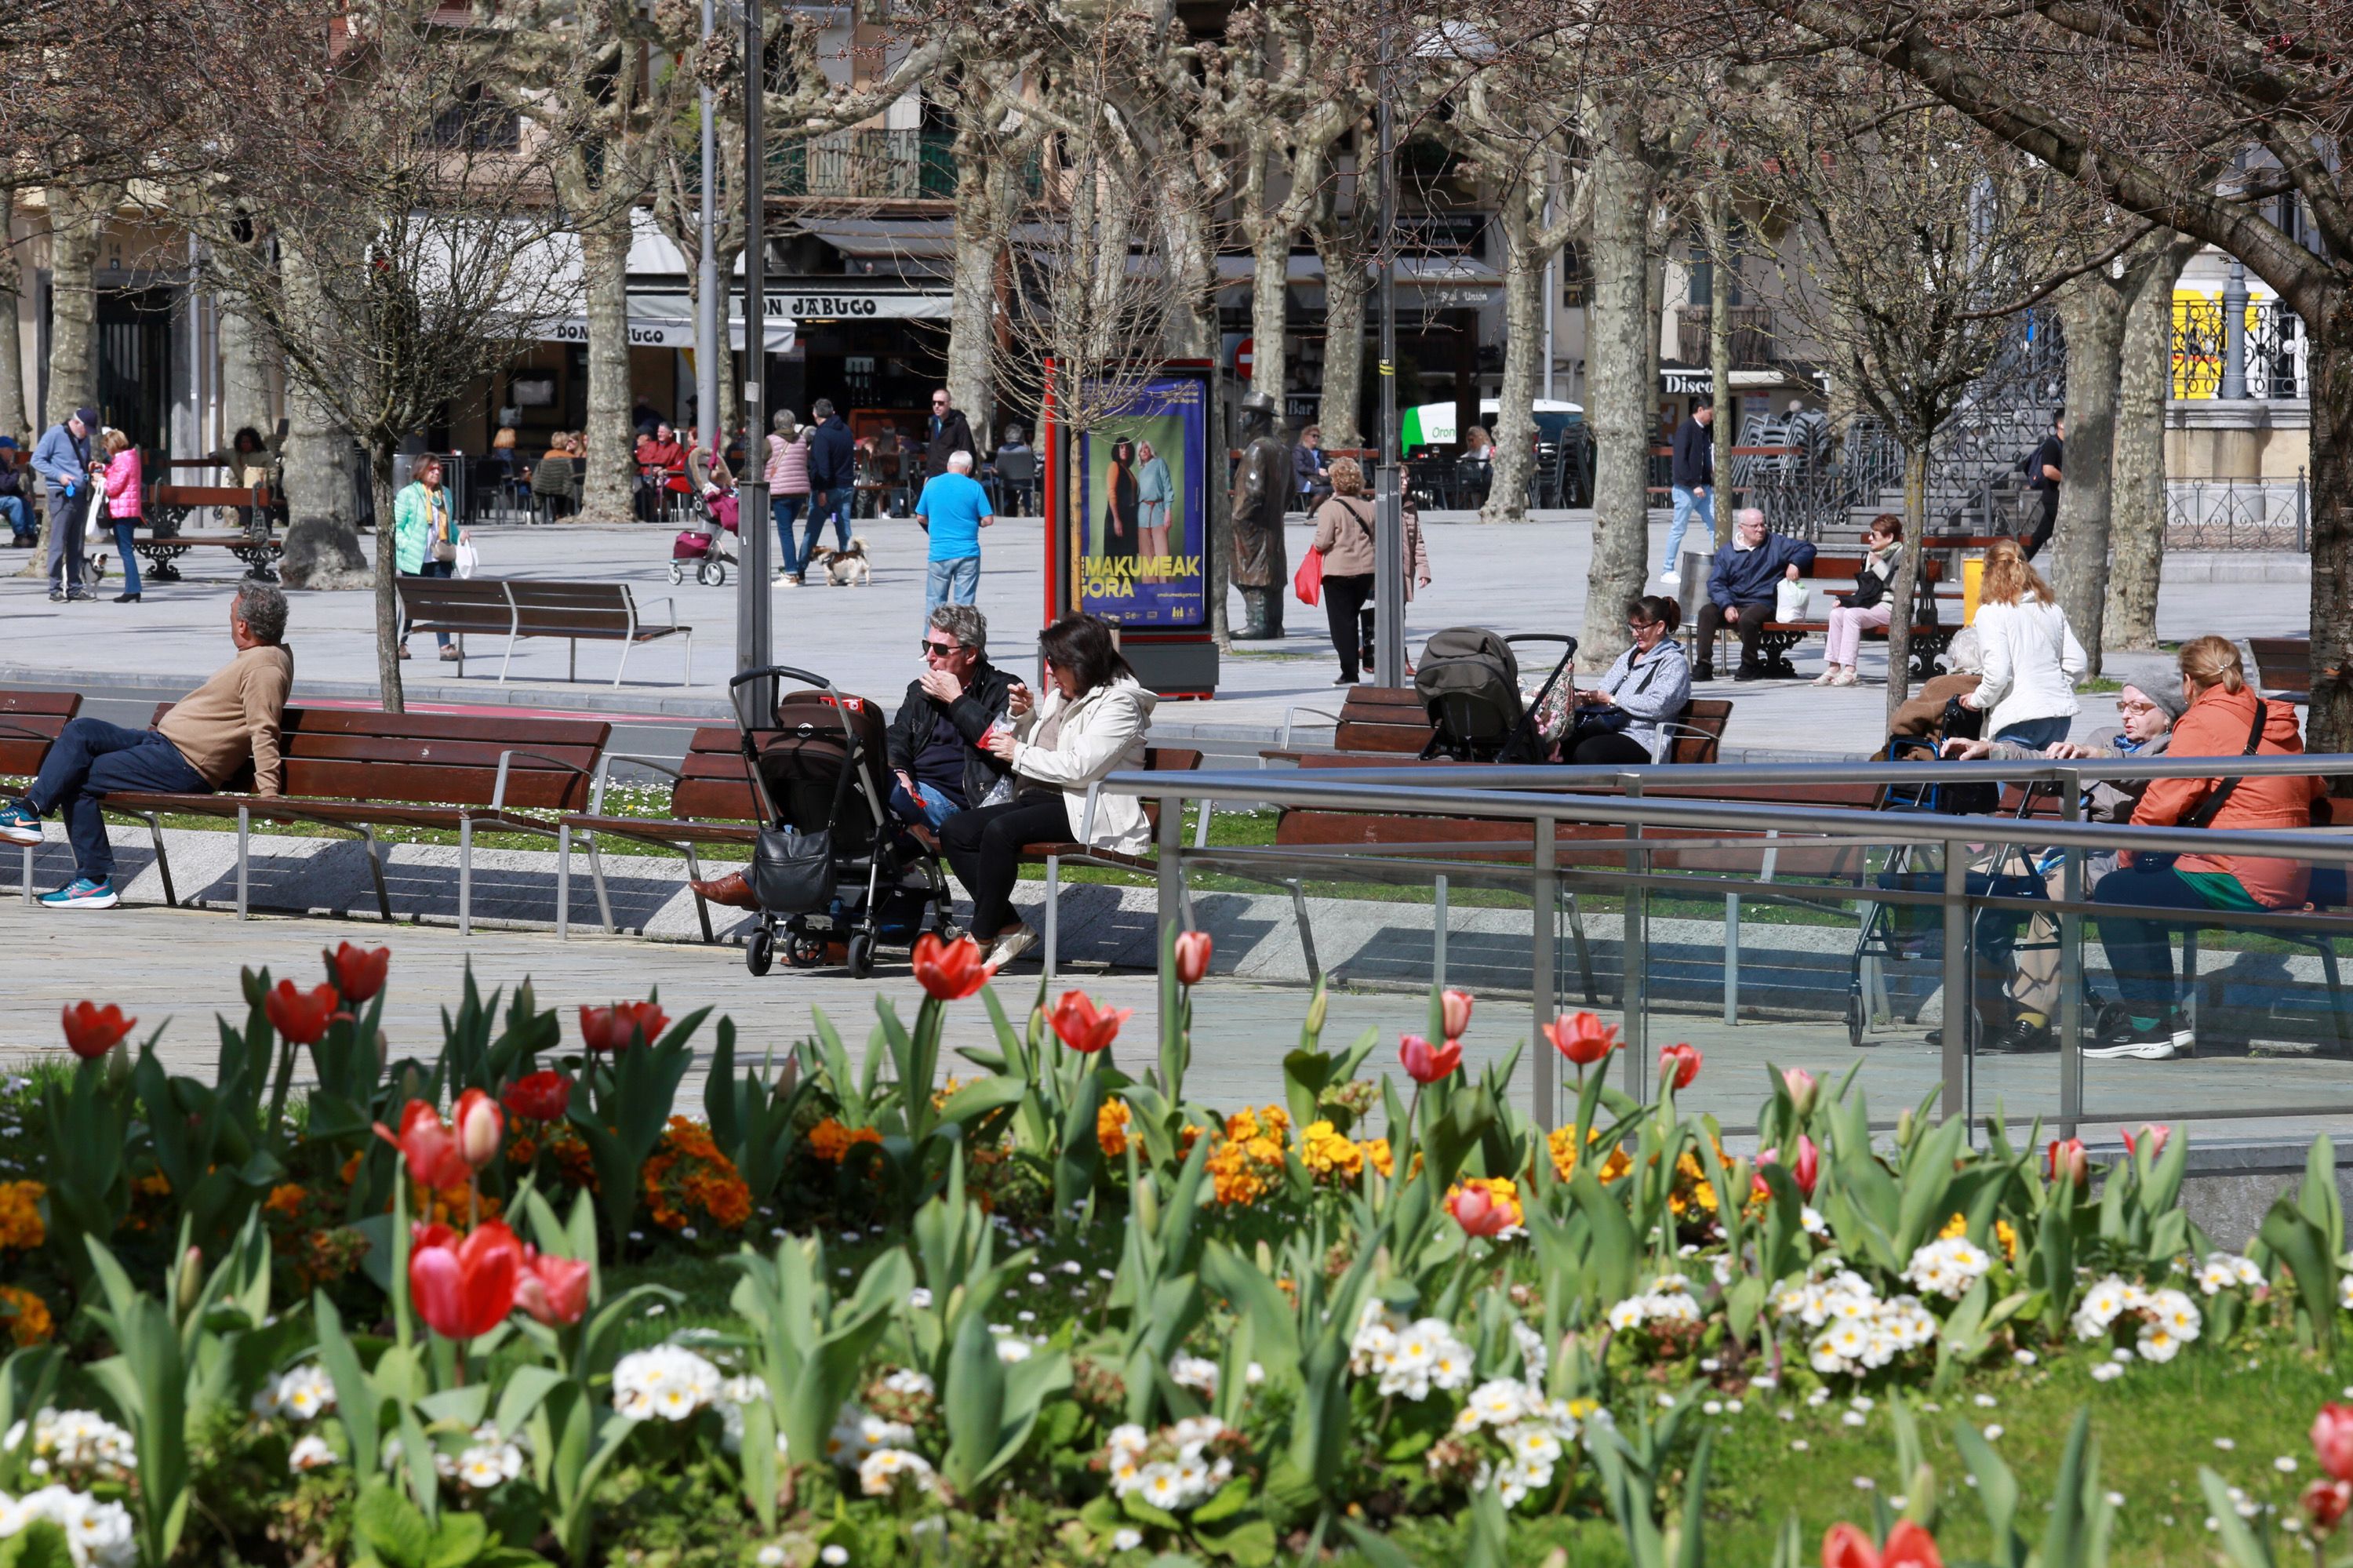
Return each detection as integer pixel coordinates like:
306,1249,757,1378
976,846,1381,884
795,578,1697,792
734,0,772,709
696,0,718,471
1372,2,1405,689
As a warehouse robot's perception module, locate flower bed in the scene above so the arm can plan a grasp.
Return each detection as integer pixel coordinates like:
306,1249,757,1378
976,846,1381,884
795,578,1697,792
5,935,2353,1567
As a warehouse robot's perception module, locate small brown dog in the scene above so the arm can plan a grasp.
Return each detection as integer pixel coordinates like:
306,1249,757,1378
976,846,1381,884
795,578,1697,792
805,537,871,587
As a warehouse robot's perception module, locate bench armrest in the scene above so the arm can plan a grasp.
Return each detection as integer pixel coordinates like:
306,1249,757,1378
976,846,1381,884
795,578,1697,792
1079,780,1100,846
1280,704,1343,751
638,595,680,630
491,748,595,811
587,751,689,813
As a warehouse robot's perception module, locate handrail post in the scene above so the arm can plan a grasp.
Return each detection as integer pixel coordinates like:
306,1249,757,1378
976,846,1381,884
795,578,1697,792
1532,814,1557,1129
1622,775,1648,1101
2057,774,2084,1139
1156,788,1184,1043
1941,832,1969,1127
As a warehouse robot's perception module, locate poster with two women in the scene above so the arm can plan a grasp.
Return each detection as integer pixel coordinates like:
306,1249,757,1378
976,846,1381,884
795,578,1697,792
1075,374,1207,628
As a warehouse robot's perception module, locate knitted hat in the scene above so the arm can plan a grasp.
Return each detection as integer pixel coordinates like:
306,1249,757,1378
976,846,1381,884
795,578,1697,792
2124,679,2189,722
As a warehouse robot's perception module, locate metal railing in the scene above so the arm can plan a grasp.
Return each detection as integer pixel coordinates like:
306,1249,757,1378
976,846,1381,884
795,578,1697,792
2174,296,2309,401
1113,755,2353,1139
2167,475,2309,551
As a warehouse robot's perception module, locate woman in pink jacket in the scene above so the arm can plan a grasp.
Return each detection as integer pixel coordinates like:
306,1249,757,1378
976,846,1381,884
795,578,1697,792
98,428,145,603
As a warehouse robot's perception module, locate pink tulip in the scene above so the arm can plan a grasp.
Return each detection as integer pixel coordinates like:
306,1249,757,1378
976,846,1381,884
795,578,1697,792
2314,1404,2353,1483
1658,1042,1702,1092
2046,1137,2089,1187
1543,1011,1619,1068
1398,1033,1462,1085
455,1087,503,1171
513,1246,592,1326
1439,988,1474,1040
1782,1067,1820,1119
1446,1179,1522,1239
2120,1122,2172,1158
1755,1133,1820,1199
1173,930,1213,986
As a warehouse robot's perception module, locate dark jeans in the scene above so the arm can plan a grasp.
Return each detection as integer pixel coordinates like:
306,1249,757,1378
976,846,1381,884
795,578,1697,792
1323,571,1373,681
24,718,210,884
111,522,141,595
802,487,853,562
401,561,454,649
1881,863,2052,1029
940,795,1071,939
1695,600,1772,672
1566,730,1652,766
771,494,809,577
2093,863,2253,1017
45,489,86,591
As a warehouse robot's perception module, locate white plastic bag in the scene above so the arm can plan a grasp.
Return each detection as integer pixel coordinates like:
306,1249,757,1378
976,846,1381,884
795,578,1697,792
1774,577,1810,622
454,537,480,580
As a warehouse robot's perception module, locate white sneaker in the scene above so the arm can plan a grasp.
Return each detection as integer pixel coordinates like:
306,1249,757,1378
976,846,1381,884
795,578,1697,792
2082,1033,2182,1062
1659,569,1680,585
986,923,1037,970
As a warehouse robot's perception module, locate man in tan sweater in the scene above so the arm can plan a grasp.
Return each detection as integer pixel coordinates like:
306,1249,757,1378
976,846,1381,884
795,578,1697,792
0,583,292,908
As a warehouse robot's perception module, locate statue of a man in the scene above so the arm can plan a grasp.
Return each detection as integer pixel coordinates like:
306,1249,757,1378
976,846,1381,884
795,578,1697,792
1228,391,1290,638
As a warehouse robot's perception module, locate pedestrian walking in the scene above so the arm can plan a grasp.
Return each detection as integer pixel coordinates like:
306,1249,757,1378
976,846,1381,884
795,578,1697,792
766,409,814,585
914,449,994,618
394,457,466,661
31,406,98,602
921,388,976,481
1661,397,1715,584
98,427,145,603
2019,410,2063,559
1957,537,2084,748
1308,458,1429,685
805,398,856,560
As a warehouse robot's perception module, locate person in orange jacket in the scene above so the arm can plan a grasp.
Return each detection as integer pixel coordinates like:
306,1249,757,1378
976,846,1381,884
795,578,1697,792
2087,635,2326,1060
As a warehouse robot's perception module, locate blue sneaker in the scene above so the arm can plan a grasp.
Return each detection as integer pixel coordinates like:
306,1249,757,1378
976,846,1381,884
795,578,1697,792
0,802,39,846
39,878,118,910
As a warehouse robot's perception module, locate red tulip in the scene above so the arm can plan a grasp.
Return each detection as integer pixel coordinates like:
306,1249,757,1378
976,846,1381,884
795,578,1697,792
1439,988,1474,1040
409,1219,522,1341
1658,1042,1702,1092
911,932,996,1001
1823,1520,1942,1568
2305,1479,2353,1536
1446,1178,1522,1239
513,1246,592,1326
325,942,391,1003
455,1088,503,1171
1755,1133,1820,1199
1049,989,1132,1053
1543,1011,1620,1068
2120,1122,2172,1158
578,1000,669,1053
2046,1137,2089,1188
1398,1033,1462,1085
2315,1404,2353,1483
375,1100,473,1190
1782,1067,1820,1119
1173,930,1213,986
500,1069,573,1122
60,1001,135,1060
265,980,340,1046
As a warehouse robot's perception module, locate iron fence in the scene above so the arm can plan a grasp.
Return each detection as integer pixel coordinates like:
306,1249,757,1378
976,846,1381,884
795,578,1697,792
2166,474,2309,551
2173,296,2309,400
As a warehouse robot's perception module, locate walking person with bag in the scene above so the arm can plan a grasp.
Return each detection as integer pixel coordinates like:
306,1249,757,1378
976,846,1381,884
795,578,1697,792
1307,457,1428,685
2086,635,2326,1061
97,427,146,603
393,457,467,661
765,409,814,585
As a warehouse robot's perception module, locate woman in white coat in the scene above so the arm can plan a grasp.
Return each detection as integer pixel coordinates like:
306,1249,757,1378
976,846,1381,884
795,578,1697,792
942,613,1156,967
1958,537,2086,749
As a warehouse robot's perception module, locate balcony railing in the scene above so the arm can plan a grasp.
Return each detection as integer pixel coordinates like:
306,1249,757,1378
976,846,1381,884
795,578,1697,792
767,129,958,202
2173,295,2308,399
1675,304,1775,368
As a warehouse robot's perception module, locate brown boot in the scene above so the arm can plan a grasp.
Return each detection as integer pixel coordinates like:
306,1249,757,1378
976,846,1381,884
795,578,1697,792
689,870,759,910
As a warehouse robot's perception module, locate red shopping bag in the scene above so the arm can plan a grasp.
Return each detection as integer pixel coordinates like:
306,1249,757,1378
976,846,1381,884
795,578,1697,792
1293,548,1323,606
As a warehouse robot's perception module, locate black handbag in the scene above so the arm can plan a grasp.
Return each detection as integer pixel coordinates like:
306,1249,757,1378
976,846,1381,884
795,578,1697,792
750,825,834,914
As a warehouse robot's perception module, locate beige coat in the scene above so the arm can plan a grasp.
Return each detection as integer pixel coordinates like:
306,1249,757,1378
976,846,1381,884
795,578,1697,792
1310,495,1431,597
1009,675,1158,854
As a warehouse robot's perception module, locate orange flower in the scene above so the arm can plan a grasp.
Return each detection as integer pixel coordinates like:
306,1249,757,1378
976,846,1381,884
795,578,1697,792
1096,1098,1132,1158
911,932,995,1000
0,1286,53,1347
264,1183,309,1219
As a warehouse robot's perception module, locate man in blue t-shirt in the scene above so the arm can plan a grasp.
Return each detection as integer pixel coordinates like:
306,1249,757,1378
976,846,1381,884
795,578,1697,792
913,448,995,618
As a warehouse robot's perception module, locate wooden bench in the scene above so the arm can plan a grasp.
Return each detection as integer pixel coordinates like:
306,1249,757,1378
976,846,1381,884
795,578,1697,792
133,484,281,580
1267,692,1731,767
2249,637,2312,698
395,577,693,686
100,705,609,932
1733,555,1951,680
0,689,82,904
559,723,766,941
1023,746,1204,980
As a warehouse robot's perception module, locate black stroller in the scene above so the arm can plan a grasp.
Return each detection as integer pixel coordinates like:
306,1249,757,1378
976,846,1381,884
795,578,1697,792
1414,629,1577,762
726,667,959,978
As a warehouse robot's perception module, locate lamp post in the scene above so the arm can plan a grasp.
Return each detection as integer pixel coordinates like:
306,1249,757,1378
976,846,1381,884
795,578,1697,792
696,0,718,472
1372,0,1405,689
733,0,772,708
2219,257,2249,401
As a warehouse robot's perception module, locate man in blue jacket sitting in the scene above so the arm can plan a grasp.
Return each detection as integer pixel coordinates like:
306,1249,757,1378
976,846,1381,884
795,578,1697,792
1694,507,1815,682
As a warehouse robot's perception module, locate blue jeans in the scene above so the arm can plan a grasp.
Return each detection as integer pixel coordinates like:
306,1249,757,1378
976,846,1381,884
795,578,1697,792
2093,863,2256,1018
1665,486,1712,573
1994,715,2071,750
24,718,210,884
771,494,809,577
889,780,958,831
0,495,29,541
401,562,454,649
926,555,980,618
801,487,853,563
112,522,140,595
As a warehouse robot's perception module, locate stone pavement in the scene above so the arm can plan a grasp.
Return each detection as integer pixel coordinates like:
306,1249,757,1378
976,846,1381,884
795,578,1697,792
4,514,2306,753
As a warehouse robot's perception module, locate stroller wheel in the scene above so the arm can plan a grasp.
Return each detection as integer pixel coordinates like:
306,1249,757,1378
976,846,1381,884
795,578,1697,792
668,561,686,585
935,919,964,944
746,926,775,977
1846,992,1867,1049
846,932,876,978
788,933,827,968
698,558,726,588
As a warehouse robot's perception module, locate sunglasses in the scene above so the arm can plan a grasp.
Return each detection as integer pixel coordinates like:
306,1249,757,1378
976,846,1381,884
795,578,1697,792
922,639,958,656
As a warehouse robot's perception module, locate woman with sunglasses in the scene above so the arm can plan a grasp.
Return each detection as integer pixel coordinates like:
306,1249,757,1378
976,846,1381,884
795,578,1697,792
941,613,1155,969
1564,595,1690,765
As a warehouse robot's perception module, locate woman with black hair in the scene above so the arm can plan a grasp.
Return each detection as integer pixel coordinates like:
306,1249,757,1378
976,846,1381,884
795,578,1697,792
1565,595,1691,764
940,613,1157,968
1101,439,1140,565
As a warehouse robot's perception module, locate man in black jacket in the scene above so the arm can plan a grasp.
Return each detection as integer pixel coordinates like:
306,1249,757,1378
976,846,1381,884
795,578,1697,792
922,388,977,481
886,603,1014,839
803,398,856,556
1661,398,1715,584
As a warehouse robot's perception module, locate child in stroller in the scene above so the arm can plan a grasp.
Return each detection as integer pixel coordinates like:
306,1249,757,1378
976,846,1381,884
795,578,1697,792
670,474,741,587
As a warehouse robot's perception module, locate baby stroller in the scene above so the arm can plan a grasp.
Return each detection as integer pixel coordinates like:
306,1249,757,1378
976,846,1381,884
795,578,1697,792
725,666,958,978
1415,629,1577,762
669,488,740,588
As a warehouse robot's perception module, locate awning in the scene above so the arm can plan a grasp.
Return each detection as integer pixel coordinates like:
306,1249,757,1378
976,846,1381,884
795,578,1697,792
541,297,795,352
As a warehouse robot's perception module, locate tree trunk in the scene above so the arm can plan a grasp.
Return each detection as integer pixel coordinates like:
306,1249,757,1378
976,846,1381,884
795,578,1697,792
1706,203,1735,546
218,298,277,441
1482,190,1541,526
1581,103,1658,672
2051,269,2129,675
0,187,28,441
2309,311,2353,757
1885,446,1928,722
373,443,405,715
2108,242,2193,652
1162,195,1229,647
715,237,746,449
945,133,999,442
279,377,369,590
1249,194,1290,405
1313,224,1366,451
578,212,635,524
44,186,104,420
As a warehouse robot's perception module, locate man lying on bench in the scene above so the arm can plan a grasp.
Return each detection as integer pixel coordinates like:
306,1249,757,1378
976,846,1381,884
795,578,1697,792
0,582,292,909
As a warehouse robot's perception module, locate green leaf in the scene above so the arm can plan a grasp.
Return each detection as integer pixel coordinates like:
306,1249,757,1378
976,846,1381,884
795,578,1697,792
355,1482,434,1568
1192,1513,1278,1567
425,1512,490,1568
0,1521,76,1568
1337,1521,1421,1568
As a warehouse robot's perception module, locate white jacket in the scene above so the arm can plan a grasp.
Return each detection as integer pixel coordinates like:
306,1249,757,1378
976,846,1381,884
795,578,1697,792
1009,675,1157,854
1966,598,2085,736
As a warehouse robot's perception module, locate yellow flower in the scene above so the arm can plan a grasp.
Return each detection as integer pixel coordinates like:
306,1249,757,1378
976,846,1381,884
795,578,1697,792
1096,1098,1132,1159
0,1181,45,1251
1995,1218,2019,1262
1547,1126,1633,1184
1364,1138,1394,1178
1939,1211,1969,1241
0,1285,52,1347
1297,1120,1364,1181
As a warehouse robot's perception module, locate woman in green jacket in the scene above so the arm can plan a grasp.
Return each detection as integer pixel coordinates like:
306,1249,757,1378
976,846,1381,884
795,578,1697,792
394,457,464,660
